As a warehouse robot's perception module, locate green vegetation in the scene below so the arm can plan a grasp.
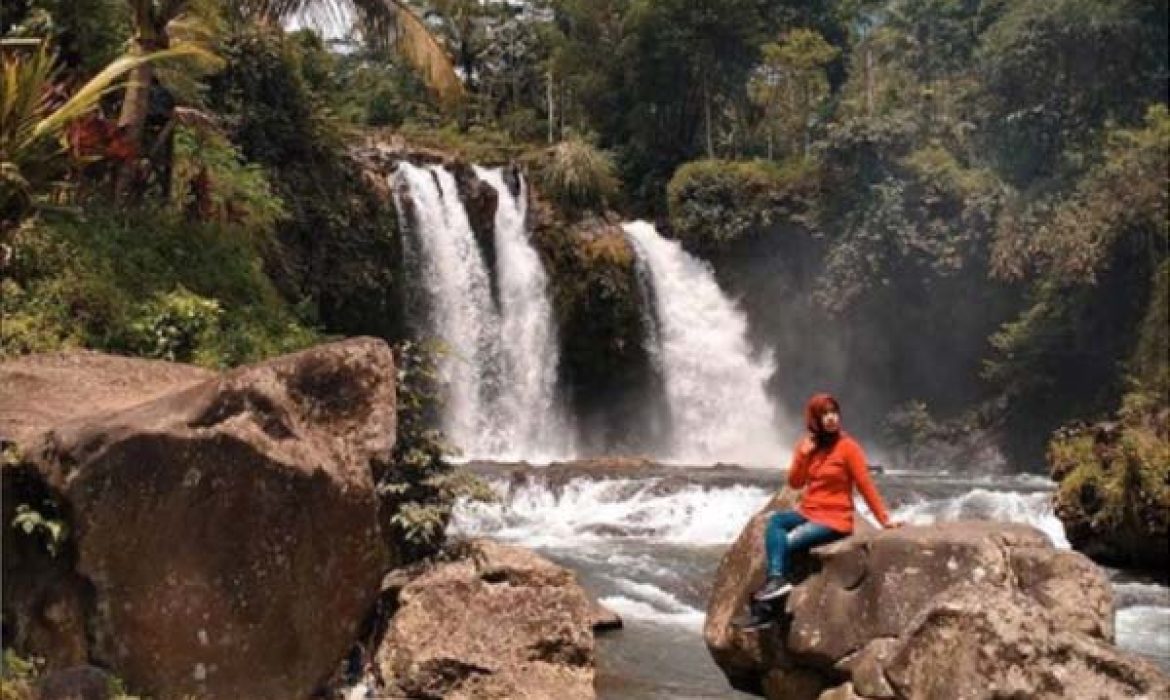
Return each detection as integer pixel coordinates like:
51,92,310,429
377,340,493,562
2,210,318,366
1049,388,1170,569
526,139,619,217
666,158,817,254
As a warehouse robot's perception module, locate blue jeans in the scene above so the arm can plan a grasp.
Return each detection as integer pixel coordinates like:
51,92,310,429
764,510,844,578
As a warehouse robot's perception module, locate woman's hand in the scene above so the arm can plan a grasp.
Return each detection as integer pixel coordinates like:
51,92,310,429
798,434,816,457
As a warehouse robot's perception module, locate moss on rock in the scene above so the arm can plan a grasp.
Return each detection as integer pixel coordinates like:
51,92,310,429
1049,389,1170,572
527,194,662,451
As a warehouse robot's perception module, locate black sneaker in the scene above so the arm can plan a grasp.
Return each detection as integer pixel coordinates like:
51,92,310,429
753,575,793,602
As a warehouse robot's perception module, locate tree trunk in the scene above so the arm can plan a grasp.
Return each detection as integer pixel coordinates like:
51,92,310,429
546,69,555,144
703,73,713,159
115,7,166,200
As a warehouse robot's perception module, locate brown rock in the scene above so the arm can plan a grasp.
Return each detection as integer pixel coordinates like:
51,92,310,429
376,539,596,699
0,351,212,445
816,682,867,700
786,522,1057,667
706,510,1125,700
833,638,896,698
703,489,802,695
3,339,396,700
703,489,874,696
886,583,1170,699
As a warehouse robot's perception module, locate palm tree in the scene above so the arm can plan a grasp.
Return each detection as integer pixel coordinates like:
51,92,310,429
1,40,209,233
235,0,464,105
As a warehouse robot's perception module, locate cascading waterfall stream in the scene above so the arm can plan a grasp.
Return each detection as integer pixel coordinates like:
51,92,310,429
393,162,570,461
474,165,572,461
394,162,505,455
623,220,787,465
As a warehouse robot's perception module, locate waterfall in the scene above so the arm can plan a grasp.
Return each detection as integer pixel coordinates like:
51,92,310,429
623,220,786,465
393,163,504,456
474,165,572,461
393,162,570,461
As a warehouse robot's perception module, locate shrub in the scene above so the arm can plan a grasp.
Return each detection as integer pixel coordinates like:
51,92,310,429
0,209,319,367
527,139,619,216
666,157,818,254
127,286,223,363
1049,387,1170,566
376,340,493,562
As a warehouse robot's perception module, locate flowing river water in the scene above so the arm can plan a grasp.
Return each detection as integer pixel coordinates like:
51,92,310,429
452,462,1170,697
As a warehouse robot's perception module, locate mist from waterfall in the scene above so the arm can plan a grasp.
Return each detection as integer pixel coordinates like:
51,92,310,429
623,220,788,465
393,162,570,461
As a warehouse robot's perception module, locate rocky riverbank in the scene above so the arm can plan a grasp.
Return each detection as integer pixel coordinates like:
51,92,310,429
705,489,1170,699
0,343,608,700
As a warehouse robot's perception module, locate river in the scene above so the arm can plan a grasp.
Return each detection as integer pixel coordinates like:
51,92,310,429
451,462,1170,697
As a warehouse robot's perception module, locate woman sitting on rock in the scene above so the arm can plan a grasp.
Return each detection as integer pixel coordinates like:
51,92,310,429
753,393,899,603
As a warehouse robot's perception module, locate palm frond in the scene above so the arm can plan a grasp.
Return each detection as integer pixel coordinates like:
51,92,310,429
33,43,219,143
387,0,463,105
235,0,464,106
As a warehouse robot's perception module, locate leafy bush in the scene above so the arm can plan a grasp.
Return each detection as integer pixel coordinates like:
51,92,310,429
127,287,222,362
1049,387,1170,567
376,340,493,562
1,209,319,367
666,157,817,254
172,126,286,237
527,139,619,216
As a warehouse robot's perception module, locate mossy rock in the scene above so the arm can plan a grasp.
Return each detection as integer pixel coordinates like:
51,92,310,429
1049,390,1170,572
527,197,663,450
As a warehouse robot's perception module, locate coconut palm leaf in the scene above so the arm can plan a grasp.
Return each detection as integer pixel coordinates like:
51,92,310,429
237,0,465,105
1,42,217,226
33,44,217,144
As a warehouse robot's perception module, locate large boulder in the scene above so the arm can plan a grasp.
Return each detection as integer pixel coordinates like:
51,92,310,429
704,495,1162,699
375,538,596,699
884,583,1170,699
2,339,396,700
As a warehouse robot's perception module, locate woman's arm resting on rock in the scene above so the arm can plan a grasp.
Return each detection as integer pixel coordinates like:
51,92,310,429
847,443,892,527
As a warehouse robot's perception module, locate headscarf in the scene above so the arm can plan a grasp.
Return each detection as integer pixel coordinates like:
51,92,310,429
804,393,842,448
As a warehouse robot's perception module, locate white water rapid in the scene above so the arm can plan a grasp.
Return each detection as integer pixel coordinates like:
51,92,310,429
393,162,569,461
622,220,787,465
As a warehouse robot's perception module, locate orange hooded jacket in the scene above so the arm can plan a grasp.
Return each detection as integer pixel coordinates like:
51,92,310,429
787,393,890,533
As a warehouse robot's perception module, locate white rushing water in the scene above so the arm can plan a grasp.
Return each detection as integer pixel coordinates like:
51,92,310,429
622,221,787,465
888,487,1070,548
394,163,570,460
454,477,772,547
473,166,571,461
394,163,502,454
